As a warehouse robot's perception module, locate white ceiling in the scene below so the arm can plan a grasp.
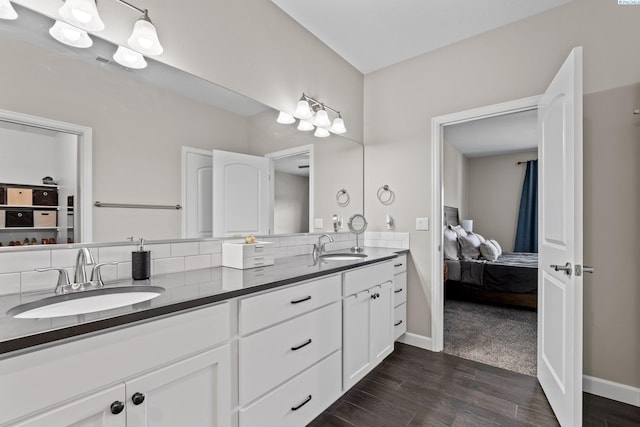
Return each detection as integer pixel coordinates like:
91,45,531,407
444,109,538,158
271,0,571,74
274,153,310,177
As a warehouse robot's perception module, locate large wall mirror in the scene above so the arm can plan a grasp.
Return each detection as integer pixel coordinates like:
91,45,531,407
0,4,363,245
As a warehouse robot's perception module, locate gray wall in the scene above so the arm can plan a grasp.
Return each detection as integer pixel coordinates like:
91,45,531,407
442,142,469,220
273,172,309,234
364,0,640,387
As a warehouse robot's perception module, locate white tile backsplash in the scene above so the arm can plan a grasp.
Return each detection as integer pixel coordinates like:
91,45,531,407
153,257,185,275
98,245,133,263
52,248,98,268
148,244,171,259
211,253,222,267
117,261,132,280
171,242,199,257
0,273,20,295
0,250,50,274
21,269,58,293
199,240,222,255
184,254,211,271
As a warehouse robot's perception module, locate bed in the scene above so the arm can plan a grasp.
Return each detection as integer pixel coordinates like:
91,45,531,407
444,206,538,309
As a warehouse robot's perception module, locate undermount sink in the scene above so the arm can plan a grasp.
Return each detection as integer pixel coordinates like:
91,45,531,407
319,253,368,261
7,285,165,319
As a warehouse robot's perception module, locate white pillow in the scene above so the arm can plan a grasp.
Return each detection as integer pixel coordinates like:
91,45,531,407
450,225,467,238
443,227,459,260
489,239,503,256
480,241,500,261
472,232,486,244
458,234,482,260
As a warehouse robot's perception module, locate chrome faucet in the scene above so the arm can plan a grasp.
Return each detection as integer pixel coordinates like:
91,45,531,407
317,234,334,254
74,247,95,284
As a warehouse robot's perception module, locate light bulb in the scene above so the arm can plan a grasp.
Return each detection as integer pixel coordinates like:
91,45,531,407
330,116,347,134
113,46,147,69
58,0,104,32
0,0,18,20
49,20,93,48
276,111,295,124
297,120,315,131
295,99,312,119
314,127,330,138
314,108,331,127
127,12,163,56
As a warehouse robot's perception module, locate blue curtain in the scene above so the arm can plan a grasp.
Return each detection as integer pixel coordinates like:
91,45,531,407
514,160,538,253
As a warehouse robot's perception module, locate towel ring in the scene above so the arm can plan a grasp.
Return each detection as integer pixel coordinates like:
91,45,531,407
377,185,395,205
336,189,350,207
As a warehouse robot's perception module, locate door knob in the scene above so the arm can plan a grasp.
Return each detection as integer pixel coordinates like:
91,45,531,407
110,401,125,415
550,262,572,276
131,392,145,405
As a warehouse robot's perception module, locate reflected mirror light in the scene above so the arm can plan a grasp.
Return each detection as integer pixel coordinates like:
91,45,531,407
49,20,92,48
113,45,147,69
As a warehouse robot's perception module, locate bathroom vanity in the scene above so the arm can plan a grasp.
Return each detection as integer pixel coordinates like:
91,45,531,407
0,247,408,427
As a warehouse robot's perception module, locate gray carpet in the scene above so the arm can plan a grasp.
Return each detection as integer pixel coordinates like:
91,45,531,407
444,299,537,376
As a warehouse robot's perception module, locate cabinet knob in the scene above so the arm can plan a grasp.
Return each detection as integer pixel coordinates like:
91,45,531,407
110,401,125,415
131,392,146,405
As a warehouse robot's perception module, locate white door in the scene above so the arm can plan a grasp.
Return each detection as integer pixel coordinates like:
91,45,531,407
182,148,213,238
537,46,584,427
369,282,394,363
213,150,271,236
342,290,371,390
126,346,231,427
14,384,126,427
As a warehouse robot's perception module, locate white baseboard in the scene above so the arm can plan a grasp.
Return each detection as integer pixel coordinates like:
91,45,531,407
583,375,640,407
396,332,433,351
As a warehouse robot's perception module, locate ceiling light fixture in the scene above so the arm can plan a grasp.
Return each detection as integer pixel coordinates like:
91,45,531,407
50,0,163,71
280,93,347,137
0,0,18,20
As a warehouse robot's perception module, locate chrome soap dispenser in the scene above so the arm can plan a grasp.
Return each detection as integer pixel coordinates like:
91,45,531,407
132,237,150,280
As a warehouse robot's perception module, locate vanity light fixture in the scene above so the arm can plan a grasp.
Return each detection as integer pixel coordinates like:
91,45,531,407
280,93,348,137
0,0,18,20
113,45,147,69
49,20,93,48
58,0,105,32
126,8,163,56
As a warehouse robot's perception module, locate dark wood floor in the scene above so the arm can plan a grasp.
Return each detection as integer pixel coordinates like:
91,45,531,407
309,343,640,427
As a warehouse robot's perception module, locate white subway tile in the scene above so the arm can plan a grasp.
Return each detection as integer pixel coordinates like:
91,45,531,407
294,235,310,246
147,244,171,259
153,257,185,275
118,262,132,280
171,242,199,257
0,250,50,274
211,253,222,267
395,232,410,241
402,239,410,249
366,231,381,240
261,237,280,247
21,269,58,293
185,255,211,271
99,264,118,283
98,246,133,263
279,236,294,247
52,248,97,268
0,273,20,295
380,232,395,240
199,240,222,255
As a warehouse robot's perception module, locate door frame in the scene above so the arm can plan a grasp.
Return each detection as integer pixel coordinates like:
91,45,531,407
429,95,541,352
265,144,314,234
181,146,213,238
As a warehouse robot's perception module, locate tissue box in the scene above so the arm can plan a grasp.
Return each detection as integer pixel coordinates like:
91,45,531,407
222,241,274,269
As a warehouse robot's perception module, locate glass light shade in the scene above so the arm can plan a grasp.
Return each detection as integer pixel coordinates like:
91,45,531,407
297,120,315,131
330,117,347,134
113,46,147,69
461,219,473,233
276,111,295,124
49,21,93,48
314,109,331,127
314,127,330,138
128,17,163,56
295,99,313,119
58,0,104,32
0,0,18,20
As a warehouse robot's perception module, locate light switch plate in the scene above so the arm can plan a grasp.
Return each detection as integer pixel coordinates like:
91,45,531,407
416,217,429,231
314,218,324,229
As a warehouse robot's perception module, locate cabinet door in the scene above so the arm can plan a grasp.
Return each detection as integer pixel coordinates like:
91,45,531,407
14,384,126,427
126,345,230,427
370,281,394,364
342,289,371,390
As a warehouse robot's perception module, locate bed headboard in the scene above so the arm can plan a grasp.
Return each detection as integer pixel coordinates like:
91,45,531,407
444,206,459,226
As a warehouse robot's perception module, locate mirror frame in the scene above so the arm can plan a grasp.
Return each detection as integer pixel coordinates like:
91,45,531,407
0,108,93,242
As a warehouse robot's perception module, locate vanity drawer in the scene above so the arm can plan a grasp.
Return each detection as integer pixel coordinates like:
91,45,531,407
239,274,341,335
5,210,33,227
343,261,393,296
393,272,407,307
34,211,57,227
32,189,58,206
240,350,341,427
223,241,274,269
393,254,407,274
394,303,407,340
6,188,32,206
239,302,341,406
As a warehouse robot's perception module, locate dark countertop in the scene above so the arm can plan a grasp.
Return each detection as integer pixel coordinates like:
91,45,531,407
0,247,407,358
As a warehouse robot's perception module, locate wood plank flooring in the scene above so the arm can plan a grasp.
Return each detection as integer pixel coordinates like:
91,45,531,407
309,343,640,427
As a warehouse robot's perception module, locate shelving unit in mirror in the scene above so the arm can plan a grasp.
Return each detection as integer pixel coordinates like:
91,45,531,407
0,183,74,247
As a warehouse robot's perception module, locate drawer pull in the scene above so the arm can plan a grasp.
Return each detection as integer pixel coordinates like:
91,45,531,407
290,295,311,304
394,263,403,267
291,395,312,411
110,401,125,415
394,288,403,294
291,338,312,351
394,320,403,327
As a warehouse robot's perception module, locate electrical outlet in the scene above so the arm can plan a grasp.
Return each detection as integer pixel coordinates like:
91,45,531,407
416,217,429,231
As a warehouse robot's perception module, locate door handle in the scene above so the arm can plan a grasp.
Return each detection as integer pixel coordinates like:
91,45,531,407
575,265,594,276
550,262,572,276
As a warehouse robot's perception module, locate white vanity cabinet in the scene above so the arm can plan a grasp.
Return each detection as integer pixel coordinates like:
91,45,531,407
342,261,394,390
238,275,342,427
0,303,231,427
393,254,408,340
